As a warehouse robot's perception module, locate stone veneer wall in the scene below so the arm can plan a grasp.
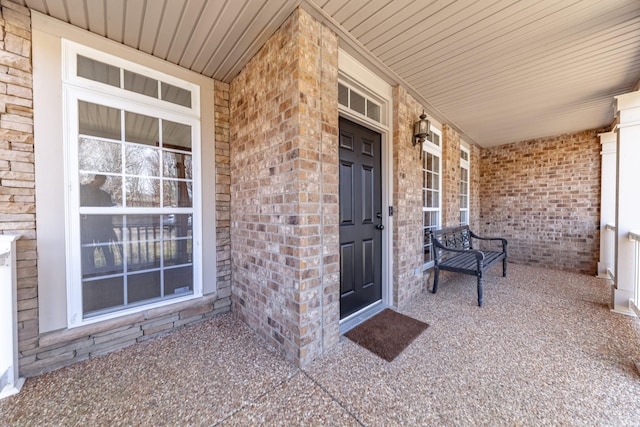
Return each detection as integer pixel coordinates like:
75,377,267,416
229,8,340,366
0,1,233,377
392,86,430,307
0,0,39,374
480,129,603,274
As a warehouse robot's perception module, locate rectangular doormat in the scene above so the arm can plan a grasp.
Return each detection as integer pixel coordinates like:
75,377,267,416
344,309,429,362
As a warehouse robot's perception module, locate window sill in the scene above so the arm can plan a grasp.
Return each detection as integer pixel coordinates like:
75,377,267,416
40,293,217,347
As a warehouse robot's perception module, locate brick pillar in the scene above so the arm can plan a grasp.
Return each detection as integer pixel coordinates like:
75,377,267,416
230,8,339,366
392,86,427,308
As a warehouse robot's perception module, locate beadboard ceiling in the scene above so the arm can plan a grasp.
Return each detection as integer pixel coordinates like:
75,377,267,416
15,0,640,147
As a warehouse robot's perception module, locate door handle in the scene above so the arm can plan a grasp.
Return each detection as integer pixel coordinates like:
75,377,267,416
375,224,385,230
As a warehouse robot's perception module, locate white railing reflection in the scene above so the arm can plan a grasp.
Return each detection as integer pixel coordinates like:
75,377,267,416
604,224,616,279
629,230,640,316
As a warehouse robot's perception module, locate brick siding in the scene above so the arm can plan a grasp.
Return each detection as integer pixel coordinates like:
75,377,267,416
480,129,604,274
214,82,232,304
229,8,340,366
442,124,461,227
392,86,431,307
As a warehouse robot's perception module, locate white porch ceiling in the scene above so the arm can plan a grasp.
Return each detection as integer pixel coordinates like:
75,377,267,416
16,0,640,147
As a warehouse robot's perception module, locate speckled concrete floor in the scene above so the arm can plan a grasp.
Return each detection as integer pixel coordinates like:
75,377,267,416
2,264,640,426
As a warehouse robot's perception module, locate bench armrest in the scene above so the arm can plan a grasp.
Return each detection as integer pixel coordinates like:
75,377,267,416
468,230,507,253
431,238,485,261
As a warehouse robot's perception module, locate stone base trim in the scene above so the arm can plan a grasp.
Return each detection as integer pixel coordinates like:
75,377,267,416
21,294,230,377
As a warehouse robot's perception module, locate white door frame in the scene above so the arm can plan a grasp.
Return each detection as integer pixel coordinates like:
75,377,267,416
338,49,394,328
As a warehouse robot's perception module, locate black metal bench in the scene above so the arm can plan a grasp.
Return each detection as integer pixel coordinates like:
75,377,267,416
429,225,507,306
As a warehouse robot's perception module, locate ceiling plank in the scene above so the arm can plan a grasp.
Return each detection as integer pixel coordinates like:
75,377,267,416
86,0,106,36
151,0,187,60
138,0,165,55
105,0,126,43
165,0,208,65
340,0,393,31
122,0,145,48
176,0,227,71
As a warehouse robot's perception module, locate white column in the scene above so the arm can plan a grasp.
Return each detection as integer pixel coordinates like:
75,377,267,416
598,132,616,278
612,91,640,316
0,235,24,399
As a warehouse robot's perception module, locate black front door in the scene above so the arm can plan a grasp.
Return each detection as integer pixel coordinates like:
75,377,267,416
339,117,383,319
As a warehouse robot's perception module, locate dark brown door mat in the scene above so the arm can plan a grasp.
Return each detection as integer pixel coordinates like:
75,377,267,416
344,309,429,362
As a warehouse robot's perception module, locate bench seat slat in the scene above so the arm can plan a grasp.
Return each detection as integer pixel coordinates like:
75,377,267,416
429,225,508,307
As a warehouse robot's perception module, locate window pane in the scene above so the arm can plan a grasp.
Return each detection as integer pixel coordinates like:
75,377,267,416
164,266,193,296
83,276,124,315
162,120,191,150
125,111,159,146
124,70,158,98
125,145,160,176
338,83,349,107
79,101,121,140
124,215,161,271
367,99,380,122
163,180,192,207
161,82,192,108
80,173,122,207
126,177,160,207
80,214,123,277
163,238,192,267
163,151,192,179
77,55,120,87
350,90,365,115
79,138,122,174
128,271,161,303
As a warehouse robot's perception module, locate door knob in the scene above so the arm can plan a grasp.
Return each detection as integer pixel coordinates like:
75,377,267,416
375,224,385,230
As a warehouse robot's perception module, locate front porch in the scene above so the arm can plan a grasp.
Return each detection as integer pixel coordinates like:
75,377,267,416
3,264,639,425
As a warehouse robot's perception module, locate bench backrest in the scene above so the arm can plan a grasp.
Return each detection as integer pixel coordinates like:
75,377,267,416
430,226,473,261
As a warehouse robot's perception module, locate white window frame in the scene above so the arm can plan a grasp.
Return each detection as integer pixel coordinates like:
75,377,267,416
422,127,442,270
460,146,470,226
62,41,203,327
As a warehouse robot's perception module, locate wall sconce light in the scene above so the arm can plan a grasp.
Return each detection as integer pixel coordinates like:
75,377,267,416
413,111,430,159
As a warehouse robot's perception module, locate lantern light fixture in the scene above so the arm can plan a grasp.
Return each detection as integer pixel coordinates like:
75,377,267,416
413,111,430,159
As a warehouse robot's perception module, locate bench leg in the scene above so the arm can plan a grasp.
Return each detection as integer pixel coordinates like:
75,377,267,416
502,258,507,277
432,267,439,294
477,274,483,307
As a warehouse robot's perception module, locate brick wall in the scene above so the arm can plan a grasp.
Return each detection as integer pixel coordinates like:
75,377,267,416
442,124,461,227
392,86,429,307
229,8,340,366
441,125,481,230
214,82,232,302
480,129,603,274
469,144,481,232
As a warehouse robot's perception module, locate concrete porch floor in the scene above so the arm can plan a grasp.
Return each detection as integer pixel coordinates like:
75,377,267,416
2,264,640,426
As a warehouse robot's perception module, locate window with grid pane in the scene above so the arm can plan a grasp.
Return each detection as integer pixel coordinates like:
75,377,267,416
460,146,470,226
66,44,200,324
422,129,442,267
